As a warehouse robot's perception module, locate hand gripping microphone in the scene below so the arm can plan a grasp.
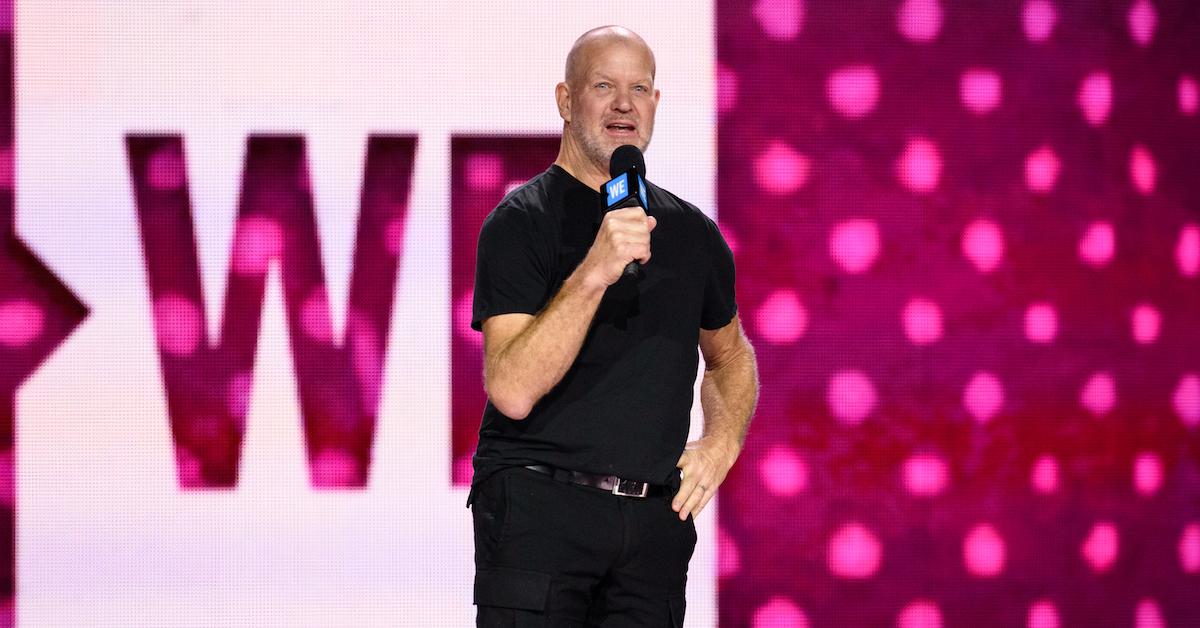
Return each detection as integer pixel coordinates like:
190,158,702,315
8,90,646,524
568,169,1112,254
601,144,649,279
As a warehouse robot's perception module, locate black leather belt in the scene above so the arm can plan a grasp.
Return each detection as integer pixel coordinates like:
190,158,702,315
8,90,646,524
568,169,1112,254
524,464,668,498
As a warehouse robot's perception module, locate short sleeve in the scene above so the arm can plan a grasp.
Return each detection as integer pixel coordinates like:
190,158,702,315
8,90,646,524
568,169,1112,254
471,205,551,331
700,215,738,330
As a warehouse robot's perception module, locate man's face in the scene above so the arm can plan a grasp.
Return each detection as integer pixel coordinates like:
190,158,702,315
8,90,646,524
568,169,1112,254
564,41,660,171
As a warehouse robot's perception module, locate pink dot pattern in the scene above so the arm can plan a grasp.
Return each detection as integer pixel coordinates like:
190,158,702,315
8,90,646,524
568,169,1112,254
903,453,948,496
960,69,1002,115
1078,221,1115,267
961,219,1004,272
964,523,1006,577
828,369,877,425
752,596,808,628
828,522,882,579
827,65,880,119
1079,371,1116,417
1180,523,1200,573
1129,145,1157,195
717,0,1200,623
1176,224,1199,276
753,0,803,41
1027,600,1060,628
753,289,807,344
896,137,941,192
963,371,1004,423
1031,455,1060,494
902,297,943,345
0,299,44,347
1180,75,1199,115
897,0,942,43
152,294,203,357
1078,72,1113,126
1130,303,1161,344
1132,451,1163,497
759,446,808,496
829,218,880,273
1022,1,1057,42
755,141,810,195
1024,302,1058,343
898,600,942,628
1127,0,1157,47
1135,599,1165,628
1081,521,1119,573
1024,146,1060,193
1173,374,1199,427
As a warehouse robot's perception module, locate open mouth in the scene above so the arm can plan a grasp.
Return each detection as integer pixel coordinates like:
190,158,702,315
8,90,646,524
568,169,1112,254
605,122,637,134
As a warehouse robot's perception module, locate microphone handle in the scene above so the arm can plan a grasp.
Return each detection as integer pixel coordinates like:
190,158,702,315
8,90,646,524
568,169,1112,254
622,260,640,278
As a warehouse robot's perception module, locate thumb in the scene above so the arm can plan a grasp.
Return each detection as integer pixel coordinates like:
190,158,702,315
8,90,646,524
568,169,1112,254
647,215,658,232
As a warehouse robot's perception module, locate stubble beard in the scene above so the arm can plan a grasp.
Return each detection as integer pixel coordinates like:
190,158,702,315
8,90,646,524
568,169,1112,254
573,124,650,175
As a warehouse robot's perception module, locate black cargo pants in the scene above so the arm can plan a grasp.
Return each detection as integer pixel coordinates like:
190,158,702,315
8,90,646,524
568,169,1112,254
470,466,696,627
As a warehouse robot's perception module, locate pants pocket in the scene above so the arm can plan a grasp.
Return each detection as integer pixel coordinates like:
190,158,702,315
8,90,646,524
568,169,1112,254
475,566,553,611
472,472,514,563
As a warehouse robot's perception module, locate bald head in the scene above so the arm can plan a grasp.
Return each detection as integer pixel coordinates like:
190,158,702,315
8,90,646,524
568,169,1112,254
564,26,656,88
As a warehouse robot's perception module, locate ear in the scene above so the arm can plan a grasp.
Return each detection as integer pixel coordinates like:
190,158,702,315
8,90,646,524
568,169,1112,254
653,88,661,107
555,82,571,123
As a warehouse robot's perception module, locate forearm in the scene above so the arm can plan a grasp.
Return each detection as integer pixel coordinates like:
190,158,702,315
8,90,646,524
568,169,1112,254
673,339,758,519
699,342,759,455
485,268,606,419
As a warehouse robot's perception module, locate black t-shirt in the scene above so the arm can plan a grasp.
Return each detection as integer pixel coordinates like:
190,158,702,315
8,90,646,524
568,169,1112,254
471,165,737,486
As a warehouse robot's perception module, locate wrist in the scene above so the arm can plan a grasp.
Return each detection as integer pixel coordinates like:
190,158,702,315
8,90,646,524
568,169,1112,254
703,434,742,462
568,259,611,296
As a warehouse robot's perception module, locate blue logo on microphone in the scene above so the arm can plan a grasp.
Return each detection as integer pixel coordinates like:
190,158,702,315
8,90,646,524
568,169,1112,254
606,172,629,207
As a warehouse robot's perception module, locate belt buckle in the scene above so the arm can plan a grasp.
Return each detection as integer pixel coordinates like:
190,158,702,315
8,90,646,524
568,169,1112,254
612,478,649,498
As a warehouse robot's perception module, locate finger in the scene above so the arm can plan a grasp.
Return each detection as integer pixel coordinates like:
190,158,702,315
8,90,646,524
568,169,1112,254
680,482,707,520
674,484,698,518
693,486,716,518
647,215,657,232
673,476,698,513
612,206,648,222
673,465,696,512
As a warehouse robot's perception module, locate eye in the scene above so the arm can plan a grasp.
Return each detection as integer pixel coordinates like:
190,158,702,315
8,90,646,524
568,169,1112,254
633,85,648,93
595,82,611,89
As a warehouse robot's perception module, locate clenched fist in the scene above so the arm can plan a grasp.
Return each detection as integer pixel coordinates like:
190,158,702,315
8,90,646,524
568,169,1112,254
579,206,657,289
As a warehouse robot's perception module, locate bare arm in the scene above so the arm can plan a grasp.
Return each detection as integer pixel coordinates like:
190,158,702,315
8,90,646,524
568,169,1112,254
673,315,758,520
483,207,657,419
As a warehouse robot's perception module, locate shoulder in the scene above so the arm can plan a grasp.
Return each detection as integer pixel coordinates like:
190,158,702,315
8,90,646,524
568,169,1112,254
645,180,722,240
645,180,709,220
482,170,557,231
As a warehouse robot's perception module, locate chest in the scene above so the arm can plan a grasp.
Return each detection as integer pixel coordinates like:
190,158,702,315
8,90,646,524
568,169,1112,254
550,209,706,344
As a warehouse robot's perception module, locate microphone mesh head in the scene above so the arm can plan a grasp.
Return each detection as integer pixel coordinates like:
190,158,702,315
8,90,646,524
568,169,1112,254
609,145,646,178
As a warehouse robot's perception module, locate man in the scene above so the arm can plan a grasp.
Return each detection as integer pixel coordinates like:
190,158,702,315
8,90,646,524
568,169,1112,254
469,25,758,627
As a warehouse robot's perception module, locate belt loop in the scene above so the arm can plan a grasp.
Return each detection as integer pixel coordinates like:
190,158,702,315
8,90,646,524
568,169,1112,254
551,467,572,484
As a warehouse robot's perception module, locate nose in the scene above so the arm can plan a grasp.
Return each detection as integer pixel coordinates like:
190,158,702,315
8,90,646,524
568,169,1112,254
612,88,633,113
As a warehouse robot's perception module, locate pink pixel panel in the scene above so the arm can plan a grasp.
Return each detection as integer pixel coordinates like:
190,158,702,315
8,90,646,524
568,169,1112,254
717,0,1199,626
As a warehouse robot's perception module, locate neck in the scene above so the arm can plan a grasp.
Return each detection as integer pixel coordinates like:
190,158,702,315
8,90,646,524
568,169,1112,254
553,129,609,191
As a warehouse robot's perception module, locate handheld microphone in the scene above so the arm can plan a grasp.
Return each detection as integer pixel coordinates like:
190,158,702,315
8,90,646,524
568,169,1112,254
602,145,649,279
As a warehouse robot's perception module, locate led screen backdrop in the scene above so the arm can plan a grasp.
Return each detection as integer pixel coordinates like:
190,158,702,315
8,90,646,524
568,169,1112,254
2,0,1199,626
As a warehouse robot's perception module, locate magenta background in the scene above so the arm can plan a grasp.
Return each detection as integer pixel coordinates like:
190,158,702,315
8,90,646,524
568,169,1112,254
714,1,1199,626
